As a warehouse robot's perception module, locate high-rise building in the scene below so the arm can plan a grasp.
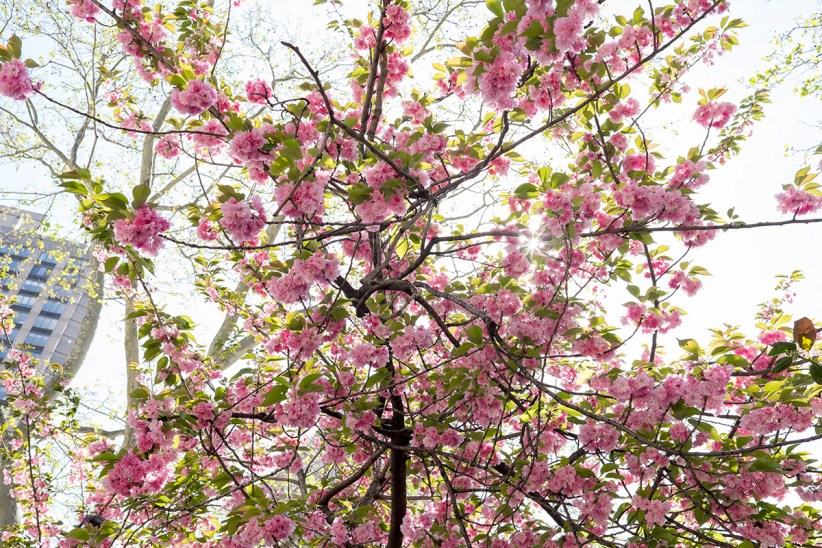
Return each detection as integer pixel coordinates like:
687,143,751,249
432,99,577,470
0,207,100,373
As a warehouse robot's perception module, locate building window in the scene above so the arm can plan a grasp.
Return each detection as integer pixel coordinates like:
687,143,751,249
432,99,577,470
23,332,49,350
13,294,38,308
40,298,66,317
20,279,44,295
31,316,58,332
12,311,27,326
28,265,52,281
37,252,58,267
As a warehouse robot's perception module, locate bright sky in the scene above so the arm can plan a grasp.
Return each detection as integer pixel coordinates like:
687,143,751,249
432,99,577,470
1,0,821,427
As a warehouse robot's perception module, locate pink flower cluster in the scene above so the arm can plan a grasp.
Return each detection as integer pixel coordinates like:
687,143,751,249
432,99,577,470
113,205,171,256
739,404,813,436
349,342,389,368
382,5,412,44
68,0,100,22
477,51,522,110
274,172,328,218
578,422,619,451
229,128,268,162
354,25,377,50
631,496,671,527
103,451,173,497
621,303,681,334
266,253,340,304
614,182,698,224
245,78,272,104
608,98,640,123
554,0,598,52
0,60,35,101
279,392,322,429
220,195,267,243
693,101,737,129
170,79,217,115
669,159,709,189
154,135,180,159
776,186,822,216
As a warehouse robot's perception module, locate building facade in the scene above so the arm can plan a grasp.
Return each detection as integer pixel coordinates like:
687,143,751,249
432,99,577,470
0,208,97,369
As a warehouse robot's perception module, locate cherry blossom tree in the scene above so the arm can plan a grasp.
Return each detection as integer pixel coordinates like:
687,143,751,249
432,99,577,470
1,0,822,547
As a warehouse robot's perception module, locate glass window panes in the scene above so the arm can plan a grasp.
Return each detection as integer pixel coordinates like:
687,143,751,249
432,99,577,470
24,331,49,349
37,252,57,267
32,316,58,332
28,265,52,281
13,295,37,308
20,279,43,295
41,299,66,317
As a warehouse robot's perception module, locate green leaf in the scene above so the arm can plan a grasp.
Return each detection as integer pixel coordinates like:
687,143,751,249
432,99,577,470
261,385,287,406
521,19,544,39
143,344,162,362
7,35,22,59
58,168,92,181
513,183,539,199
485,0,504,18
677,338,701,354
298,372,324,395
129,387,150,401
99,193,129,210
365,367,389,389
810,362,822,384
452,342,473,357
348,183,374,205
59,180,87,195
771,355,793,374
104,256,119,273
132,184,151,208
466,325,484,344
550,172,570,188
280,139,303,160
64,528,91,541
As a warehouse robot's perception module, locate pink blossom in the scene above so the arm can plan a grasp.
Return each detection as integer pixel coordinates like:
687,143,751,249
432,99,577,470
622,154,655,176
554,13,584,52
579,422,619,451
274,174,327,218
631,496,670,527
69,0,100,22
280,393,321,429
383,5,412,44
608,98,640,123
245,78,272,104
776,186,822,216
0,59,35,101
264,515,296,540
113,205,171,256
354,25,377,50
693,101,737,129
170,79,217,115
192,119,228,151
196,218,218,240
229,128,268,163
154,135,180,159
477,51,521,110
220,196,267,243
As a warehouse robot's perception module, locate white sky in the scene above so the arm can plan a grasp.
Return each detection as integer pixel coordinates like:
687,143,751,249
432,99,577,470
1,0,821,425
